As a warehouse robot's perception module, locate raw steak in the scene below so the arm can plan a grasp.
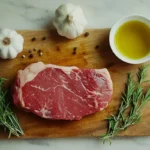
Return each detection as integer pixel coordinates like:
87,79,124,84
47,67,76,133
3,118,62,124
13,62,113,120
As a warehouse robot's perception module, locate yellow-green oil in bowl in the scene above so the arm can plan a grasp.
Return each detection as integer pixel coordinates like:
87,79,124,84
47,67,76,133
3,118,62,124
115,20,150,59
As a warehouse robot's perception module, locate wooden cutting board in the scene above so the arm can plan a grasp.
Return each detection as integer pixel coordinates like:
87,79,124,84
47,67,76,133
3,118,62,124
0,29,150,139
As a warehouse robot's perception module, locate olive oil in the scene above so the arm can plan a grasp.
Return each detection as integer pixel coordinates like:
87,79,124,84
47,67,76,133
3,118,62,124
115,20,150,59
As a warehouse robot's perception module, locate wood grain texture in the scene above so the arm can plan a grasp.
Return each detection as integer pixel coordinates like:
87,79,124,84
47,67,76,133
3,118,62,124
0,29,150,139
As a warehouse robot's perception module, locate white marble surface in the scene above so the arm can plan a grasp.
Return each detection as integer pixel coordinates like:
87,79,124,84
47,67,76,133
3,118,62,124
0,0,150,149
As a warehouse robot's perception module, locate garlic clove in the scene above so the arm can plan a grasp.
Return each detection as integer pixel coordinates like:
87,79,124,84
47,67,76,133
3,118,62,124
57,22,77,39
0,40,6,50
53,16,66,28
11,41,23,53
8,46,18,59
9,30,18,39
53,17,68,36
66,24,78,39
11,35,24,53
55,4,68,16
0,47,9,59
74,23,84,36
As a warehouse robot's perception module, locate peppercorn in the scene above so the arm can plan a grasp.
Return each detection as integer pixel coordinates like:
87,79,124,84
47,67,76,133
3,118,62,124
42,37,46,40
28,50,32,53
31,37,36,41
73,47,77,51
84,32,89,37
95,45,100,49
29,54,33,58
38,49,42,53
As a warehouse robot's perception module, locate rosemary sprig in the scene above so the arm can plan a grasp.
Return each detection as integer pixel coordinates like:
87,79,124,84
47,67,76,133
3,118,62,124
101,66,150,143
137,65,148,83
0,77,24,137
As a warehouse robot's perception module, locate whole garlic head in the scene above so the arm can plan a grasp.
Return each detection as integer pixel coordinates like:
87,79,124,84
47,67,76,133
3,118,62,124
0,28,24,59
53,4,87,39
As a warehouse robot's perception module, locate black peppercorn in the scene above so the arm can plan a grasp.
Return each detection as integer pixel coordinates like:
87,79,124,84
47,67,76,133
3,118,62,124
29,54,33,58
84,32,89,37
31,37,36,41
95,45,100,49
38,49,42,53
42,37,46,40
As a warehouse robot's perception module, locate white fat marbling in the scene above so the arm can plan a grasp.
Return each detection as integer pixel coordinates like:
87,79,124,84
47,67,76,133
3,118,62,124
0,0,150,149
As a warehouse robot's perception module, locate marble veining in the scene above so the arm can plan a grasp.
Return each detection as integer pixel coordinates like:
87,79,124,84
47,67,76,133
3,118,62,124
0,0,150,149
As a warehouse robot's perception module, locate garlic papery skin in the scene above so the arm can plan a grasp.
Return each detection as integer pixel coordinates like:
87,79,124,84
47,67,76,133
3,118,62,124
53,4,87,39
0,28,24,59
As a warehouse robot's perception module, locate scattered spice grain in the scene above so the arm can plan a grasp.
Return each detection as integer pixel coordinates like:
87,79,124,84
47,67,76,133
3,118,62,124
22,55,26,58
29,54,33,58
95,45,100,49
42,37,46,40
31,37,36,41
39,52,43,56
38,49,42,53
84,32,89,37
73,47,77,51
28,50,32,53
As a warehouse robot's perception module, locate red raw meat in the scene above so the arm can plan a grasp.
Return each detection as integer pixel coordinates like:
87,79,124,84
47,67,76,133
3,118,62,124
13,62,113,120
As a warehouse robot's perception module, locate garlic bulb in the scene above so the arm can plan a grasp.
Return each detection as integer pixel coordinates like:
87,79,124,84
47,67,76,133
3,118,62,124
53,4,87,39
0,28,24,59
